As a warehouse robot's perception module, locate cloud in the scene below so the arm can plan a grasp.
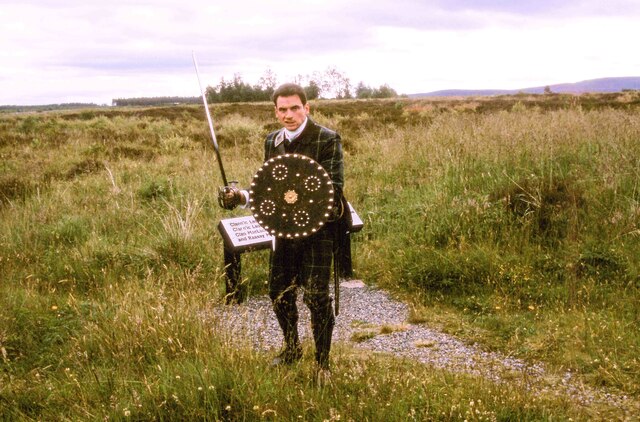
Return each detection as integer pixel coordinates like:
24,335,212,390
1,0,639,104
433,0,640,18
343,0,640,32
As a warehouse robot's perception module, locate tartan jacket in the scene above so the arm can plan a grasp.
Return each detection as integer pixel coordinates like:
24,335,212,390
264,117,344,205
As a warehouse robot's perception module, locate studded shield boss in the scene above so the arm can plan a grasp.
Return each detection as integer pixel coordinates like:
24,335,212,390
249,154,335,239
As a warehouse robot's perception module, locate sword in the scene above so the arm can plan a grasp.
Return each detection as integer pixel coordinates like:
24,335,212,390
192,51,229,187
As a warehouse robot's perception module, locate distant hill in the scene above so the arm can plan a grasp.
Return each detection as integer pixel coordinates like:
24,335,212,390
410,77,640,97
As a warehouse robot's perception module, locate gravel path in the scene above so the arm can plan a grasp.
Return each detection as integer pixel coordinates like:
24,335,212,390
213,280,637,416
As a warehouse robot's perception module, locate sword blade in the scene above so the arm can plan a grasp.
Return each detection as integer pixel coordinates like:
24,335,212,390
192,51,228,186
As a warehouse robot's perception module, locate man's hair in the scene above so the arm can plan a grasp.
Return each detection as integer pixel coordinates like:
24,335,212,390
272,83,307,105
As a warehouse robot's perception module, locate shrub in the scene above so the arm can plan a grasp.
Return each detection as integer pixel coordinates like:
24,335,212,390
576,243,628,283
214,114,263,147
1,291,82,368
491,175,585,244
399,247,493,295
138,177,176,201
0,174,33,204
43,215,90,247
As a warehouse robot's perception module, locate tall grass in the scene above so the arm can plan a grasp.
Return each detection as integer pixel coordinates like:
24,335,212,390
351,106,640,394
2,96,639,418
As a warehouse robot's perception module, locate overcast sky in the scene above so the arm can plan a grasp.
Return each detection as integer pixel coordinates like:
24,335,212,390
1,0,639,105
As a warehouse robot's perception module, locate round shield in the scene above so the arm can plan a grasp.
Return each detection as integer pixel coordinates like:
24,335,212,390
249,154,334,238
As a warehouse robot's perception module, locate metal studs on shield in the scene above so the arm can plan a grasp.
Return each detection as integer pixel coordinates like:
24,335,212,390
249,154,334,238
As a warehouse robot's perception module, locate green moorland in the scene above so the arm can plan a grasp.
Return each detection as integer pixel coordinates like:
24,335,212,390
1,92,640,420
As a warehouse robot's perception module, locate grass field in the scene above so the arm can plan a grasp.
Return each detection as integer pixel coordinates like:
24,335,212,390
1,92,640,420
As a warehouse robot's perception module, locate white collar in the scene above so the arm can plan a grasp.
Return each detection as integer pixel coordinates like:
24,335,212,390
285,117,308,140
275,117,308,147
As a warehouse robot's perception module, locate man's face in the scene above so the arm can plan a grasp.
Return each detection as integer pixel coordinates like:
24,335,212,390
275,95,309,131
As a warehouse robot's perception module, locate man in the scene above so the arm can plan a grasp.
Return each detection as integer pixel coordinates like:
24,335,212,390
220,83,344,382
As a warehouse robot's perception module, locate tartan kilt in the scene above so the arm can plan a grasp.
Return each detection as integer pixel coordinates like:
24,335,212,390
269,225,333,297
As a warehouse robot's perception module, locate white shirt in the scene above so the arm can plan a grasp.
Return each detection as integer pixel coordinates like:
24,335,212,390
239,118,308,208
274,117,309,148
284,117,308,141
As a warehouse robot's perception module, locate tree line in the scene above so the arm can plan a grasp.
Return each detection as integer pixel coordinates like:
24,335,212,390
205,67,398,103
0,103,102,112
112,96,200,107
112,67,399,106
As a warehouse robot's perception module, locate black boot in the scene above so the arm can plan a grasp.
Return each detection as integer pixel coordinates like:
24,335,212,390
271,323,302,366
271,344,303,366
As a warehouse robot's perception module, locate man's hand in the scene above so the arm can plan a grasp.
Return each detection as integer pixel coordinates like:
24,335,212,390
218,185,245,210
